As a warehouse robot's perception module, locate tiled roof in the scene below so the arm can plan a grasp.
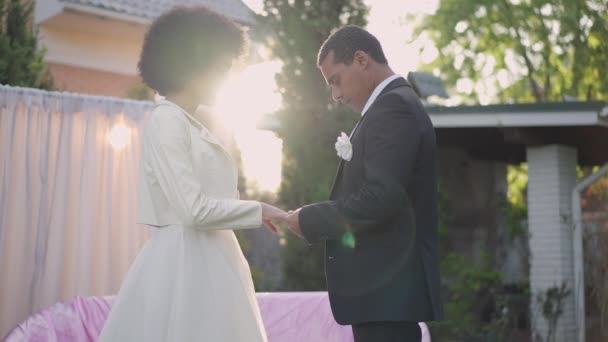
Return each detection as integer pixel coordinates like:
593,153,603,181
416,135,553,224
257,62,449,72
60,0,256,26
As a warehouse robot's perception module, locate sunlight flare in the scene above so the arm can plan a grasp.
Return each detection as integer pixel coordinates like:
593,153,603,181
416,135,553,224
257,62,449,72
215,61,283,192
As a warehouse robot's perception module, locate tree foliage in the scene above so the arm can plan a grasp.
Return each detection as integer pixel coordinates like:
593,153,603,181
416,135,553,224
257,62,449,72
418,2,608,337
0,0,53,89
258,0,368,290
416,0,608,103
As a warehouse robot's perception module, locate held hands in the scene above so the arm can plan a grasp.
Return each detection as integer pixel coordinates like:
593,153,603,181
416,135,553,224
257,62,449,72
285,209,303,238
260,203,303,239
261,203,287,233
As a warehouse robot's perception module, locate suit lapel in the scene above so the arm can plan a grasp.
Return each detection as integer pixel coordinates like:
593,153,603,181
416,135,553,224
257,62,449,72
329,160,345,199
350,77,410,139
328,77,411,199
349,119,362,138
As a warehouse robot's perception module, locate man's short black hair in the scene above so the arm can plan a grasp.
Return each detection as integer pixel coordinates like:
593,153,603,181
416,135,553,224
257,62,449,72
317,25,388,66
138,6,245,96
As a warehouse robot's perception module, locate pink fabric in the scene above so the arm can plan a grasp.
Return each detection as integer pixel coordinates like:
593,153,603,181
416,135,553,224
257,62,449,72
3,296,115,342
257,292,353,342
4,293,430,341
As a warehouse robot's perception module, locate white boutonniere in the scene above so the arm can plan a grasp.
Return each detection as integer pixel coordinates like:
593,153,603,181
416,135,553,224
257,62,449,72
335,132,353,161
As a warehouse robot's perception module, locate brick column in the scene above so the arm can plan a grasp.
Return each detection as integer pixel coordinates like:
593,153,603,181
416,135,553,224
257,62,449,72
527,145,577,342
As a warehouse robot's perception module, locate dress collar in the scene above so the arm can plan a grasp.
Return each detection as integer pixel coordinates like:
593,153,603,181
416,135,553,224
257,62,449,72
155,99,224,147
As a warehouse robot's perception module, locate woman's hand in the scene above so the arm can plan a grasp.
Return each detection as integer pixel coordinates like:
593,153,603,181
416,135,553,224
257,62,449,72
261,203,287,233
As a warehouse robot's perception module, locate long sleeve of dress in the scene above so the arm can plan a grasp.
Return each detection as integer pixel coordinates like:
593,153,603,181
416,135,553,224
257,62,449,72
143,108,262,230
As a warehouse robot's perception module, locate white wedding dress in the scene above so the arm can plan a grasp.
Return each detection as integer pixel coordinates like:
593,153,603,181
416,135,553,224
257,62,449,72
99,100,268,342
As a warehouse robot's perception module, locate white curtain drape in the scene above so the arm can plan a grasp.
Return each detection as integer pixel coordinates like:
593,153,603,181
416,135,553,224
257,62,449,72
0,85,154,338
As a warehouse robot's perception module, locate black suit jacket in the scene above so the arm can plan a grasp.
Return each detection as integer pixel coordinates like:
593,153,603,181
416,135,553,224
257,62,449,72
300,77,443,325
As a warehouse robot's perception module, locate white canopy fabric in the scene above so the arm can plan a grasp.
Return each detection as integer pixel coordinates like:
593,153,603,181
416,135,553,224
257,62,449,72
0,85,154,338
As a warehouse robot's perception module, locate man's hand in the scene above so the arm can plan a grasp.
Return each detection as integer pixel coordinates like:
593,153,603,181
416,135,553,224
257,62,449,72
286,208,303,238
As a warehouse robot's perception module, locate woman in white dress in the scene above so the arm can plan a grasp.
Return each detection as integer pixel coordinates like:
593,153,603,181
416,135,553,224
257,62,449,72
99,6,286,342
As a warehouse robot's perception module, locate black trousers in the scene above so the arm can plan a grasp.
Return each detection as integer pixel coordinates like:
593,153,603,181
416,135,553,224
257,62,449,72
352,321,421,342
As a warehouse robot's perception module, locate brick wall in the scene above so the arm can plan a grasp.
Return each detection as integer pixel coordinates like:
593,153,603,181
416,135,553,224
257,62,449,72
48,63,141,98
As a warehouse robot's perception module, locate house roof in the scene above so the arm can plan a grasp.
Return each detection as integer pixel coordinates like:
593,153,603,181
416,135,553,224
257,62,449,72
58,0,257,26
426,101,608,166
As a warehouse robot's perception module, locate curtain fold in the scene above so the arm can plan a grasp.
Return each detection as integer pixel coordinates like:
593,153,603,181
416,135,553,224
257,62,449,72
0,85,154,338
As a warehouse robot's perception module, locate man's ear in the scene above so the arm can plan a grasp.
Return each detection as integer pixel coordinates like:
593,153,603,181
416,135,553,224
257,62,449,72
353,50,370,69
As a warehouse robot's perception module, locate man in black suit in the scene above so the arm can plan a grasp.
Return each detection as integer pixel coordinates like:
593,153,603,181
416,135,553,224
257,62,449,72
284,26,443,342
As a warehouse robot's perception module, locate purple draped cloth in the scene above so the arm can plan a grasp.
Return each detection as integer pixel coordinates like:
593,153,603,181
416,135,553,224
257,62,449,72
4,292,430,341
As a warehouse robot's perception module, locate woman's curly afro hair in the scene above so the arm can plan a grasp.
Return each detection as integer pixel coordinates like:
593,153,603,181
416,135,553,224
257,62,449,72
138,6,246,96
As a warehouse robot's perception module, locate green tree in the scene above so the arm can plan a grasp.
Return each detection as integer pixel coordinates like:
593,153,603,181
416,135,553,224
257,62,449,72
258,0,368,290
0,0,53,89
416,0,608,104
126,82,153,100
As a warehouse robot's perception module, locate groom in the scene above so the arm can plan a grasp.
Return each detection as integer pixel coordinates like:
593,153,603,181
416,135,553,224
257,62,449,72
284,26,443,341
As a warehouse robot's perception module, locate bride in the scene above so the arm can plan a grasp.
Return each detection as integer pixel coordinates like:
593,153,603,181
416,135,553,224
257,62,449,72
99,6,286,342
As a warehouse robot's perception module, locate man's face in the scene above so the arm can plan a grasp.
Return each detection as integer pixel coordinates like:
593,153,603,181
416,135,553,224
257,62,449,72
319,51,369,113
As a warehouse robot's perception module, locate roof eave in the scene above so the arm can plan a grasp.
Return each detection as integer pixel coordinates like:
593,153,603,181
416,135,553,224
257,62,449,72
427,102,608,129
430,110,605,128
63,2,256,27
63,3,152,25
599,105,608,127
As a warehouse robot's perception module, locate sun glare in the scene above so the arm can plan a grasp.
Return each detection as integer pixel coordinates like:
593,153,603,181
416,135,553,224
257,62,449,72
109,121,131,150
230,0,440,192
215,61,283,193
